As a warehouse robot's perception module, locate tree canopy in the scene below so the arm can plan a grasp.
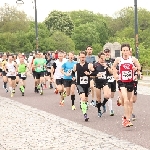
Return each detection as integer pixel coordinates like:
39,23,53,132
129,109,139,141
0,4,150,68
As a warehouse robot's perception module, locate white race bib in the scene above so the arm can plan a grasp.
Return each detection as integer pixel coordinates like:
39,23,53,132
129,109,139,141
80,76,88,84
122,71,132,80
21,72,26,77
98,71,106,79
107,76,114,82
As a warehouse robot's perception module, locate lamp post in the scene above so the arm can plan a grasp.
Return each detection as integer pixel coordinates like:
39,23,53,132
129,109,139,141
134,0,139,59
16,0,38,51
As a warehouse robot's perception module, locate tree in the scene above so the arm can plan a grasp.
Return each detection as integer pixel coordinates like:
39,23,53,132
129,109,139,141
44,10,74,36
68,10,104,28
0,3,30,33
49,31,75,52
72,23,99,50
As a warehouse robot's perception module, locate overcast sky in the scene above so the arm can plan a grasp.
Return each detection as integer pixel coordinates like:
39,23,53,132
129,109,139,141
1,0,150,22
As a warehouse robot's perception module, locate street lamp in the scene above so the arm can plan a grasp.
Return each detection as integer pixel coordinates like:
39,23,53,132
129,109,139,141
16,0,38,51
134,0,139,59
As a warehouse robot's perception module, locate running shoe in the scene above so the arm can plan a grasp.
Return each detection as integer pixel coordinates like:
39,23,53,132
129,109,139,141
59,100,64,106
84,113,89,122
132,114,136,121
11,92,13,97
98,111,102,117
5,88,8,93
72,105,76,110
12,89,15,93
49,83,53,89
110,110,114,116
22,92,24,96
40,90,43,95
90,100,96,107
128,121,133,126
117,96,121,106
54,88,58,94
122,116,130,127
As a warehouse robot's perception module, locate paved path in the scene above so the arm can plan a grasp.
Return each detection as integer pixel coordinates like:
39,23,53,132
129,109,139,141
0,76,150,150
0,97,148,150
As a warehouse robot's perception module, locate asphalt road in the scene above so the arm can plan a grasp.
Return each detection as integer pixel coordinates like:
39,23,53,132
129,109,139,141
0,76,150,149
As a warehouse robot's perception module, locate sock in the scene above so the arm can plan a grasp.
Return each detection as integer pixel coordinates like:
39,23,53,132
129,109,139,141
102,98,108,106
4,82,7,89
71,95,75,106
9,87,12,92
108,98,112,111
81,101,87,114
97,102,102,112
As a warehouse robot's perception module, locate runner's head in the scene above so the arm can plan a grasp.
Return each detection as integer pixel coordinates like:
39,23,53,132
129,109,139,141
98,52,105,63
79,51,86,63
19,55,24,63
86,46,93,55
68,52,74,61
121,43,130,58
2,53,7,60
8,54,13,62
58,51,64,61
104,48,111,59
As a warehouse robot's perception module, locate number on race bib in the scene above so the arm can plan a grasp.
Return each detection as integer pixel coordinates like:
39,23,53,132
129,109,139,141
98,72,106,79
121,71,132,80
80,76,88,84
107,76,114,82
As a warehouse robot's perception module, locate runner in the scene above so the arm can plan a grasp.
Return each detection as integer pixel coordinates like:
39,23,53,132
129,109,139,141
33,53,46,95
104,48,116,116
4,55,17,97
85,46,96,107
61,52,77,110
113,43,141,127
51,51,66,106
1,53,8,92
18,55,28,96
73,51,94,121
45,53,54,89
92,52,112,117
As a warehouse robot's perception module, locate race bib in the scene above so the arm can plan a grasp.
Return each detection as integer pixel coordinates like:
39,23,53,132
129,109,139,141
98,71,106,79
80,76,88,84
21,72,26,77
122,71,132,80
107,76,114,82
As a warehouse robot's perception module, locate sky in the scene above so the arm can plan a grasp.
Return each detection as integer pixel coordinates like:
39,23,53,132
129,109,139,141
1,0,150,22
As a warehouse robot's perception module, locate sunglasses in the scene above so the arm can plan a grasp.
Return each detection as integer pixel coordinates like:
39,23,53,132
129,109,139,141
104,51,110,53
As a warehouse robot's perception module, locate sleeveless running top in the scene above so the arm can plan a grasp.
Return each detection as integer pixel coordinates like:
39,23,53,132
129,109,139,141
118,56,134,82
76,62,90,87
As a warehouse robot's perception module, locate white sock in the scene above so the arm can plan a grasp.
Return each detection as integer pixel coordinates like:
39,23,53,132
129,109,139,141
108,98,112,111
9,87,12,93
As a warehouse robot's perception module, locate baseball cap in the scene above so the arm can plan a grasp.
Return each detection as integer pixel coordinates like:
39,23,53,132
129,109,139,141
104,48,110,53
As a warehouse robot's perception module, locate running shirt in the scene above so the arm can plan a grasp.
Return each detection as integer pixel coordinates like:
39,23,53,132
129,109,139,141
2,59,7,71
118,56,134,82
86,55,96,64
5,61,16,76
53,59,66,79
93,62,109,83
46,58,55,69
105,58,115,82
18,63,27,77
34,58,46,72
62,60,77,80
76,62,90,87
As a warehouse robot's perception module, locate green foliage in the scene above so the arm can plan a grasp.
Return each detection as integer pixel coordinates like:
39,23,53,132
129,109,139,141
0,4,150,69
44,10,74,36
49,31,75,52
